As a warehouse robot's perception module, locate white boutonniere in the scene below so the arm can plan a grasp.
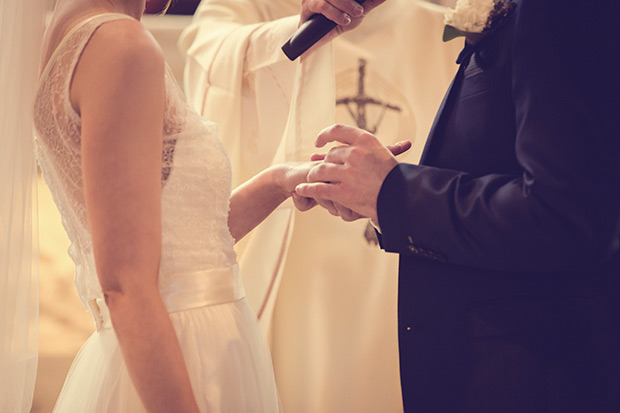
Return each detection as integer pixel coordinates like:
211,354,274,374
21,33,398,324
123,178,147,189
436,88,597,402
443,0,515,44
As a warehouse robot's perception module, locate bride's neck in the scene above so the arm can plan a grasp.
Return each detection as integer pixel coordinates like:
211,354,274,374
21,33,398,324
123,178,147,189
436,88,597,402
54,0,145,20
42,0,145,70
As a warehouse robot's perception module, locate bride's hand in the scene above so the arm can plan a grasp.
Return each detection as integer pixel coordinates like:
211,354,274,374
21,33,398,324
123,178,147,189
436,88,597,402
277,160,379,218
291,191,318,211
277,162,319,211
280,162,363,218
277,162,353,214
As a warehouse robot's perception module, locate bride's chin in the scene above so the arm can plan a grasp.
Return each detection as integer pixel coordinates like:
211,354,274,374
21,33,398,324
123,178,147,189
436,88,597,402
144,0,171,15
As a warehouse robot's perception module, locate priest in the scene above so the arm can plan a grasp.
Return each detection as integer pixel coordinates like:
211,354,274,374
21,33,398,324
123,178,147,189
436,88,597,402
179,1,460,410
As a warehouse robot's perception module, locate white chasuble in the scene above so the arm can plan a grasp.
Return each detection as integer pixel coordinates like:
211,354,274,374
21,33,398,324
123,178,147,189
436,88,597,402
179,1,460,411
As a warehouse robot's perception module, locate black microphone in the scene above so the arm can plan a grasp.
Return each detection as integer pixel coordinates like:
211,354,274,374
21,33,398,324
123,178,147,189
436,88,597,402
282,0,367,61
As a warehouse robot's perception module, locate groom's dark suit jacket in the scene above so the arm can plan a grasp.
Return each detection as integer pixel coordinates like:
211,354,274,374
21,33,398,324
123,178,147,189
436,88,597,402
376,0,620,411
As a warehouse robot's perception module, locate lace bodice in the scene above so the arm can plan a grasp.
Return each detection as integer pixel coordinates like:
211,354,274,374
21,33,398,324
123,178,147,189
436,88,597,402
33,14,237,309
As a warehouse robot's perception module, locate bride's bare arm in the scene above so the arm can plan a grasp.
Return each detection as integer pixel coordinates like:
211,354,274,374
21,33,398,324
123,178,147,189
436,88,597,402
228,163,317,242
73,20,199,413
227,143,411,242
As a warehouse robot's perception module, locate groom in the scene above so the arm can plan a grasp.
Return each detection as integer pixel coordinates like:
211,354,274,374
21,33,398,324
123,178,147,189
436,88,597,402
297,0,620,411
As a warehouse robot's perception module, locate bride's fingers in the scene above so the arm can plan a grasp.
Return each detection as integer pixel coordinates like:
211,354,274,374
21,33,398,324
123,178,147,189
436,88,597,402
310,153,326,161
292,192,317,211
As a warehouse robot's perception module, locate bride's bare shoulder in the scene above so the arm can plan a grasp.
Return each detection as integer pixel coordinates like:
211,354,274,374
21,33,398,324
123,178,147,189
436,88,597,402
70,18,165,113
88,18,164,64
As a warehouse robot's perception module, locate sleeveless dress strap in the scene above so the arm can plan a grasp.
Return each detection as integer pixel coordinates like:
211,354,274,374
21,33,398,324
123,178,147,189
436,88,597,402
37,13,135,93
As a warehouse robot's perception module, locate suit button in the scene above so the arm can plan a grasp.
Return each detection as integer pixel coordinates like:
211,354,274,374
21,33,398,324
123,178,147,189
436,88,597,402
406,326,413,332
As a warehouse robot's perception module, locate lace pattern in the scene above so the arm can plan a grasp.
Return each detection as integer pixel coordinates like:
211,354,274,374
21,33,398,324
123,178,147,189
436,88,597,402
34,14,237,309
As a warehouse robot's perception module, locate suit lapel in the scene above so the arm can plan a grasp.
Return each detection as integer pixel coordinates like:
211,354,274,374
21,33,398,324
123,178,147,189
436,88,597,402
419,47,469,166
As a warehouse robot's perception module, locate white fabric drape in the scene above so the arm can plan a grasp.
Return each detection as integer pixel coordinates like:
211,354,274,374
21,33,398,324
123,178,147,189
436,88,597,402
179,0,304,337
180,1,460,411
0,1,45,411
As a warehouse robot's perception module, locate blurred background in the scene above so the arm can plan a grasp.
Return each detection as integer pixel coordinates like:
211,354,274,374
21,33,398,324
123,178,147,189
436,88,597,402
33,0,456,411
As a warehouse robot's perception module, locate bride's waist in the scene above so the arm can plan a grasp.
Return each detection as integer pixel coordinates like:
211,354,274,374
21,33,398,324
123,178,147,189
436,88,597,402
88,264,245,331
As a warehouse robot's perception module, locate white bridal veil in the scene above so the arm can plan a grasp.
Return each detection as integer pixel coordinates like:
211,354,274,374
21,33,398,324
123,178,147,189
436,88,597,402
0,0,46,411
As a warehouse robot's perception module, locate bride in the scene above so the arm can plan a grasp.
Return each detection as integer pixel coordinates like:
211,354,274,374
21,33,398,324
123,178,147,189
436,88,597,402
34,0,318,410
1,0,396,410
30,0,343,410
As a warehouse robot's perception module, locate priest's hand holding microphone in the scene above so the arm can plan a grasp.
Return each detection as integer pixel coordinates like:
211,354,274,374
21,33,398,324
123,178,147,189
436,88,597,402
283,0,387,60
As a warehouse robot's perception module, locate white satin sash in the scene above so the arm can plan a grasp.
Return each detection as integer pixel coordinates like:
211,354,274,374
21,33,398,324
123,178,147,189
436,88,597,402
88,264,245,331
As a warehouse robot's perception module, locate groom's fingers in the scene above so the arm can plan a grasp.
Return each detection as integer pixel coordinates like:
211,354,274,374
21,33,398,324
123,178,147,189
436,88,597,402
307,162,347,184
320,139,410,163
388,140,412,157
333,204,360,222
316,124,366,148
323,145,351,164
295,182,340,203
316,198,340,216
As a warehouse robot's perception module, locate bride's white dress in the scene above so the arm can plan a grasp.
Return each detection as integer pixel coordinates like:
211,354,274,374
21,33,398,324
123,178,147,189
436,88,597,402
33,13,281,412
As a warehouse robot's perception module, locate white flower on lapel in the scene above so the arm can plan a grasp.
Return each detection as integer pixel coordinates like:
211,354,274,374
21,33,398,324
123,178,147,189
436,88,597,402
443,0,515,43
445,0,495,34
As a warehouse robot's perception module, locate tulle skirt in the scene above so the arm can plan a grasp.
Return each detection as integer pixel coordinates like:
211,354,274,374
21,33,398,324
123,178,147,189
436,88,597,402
53,298,282,412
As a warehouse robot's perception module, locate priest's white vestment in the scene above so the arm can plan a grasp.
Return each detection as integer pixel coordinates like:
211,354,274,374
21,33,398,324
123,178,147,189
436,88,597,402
179,1,460,411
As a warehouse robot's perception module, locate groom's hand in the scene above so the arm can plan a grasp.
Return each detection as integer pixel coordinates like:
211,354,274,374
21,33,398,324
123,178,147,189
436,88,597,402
309,139,411,162
295,124,409,222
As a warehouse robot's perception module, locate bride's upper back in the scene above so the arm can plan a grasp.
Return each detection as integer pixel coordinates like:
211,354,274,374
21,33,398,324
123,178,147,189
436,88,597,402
34,11,165,251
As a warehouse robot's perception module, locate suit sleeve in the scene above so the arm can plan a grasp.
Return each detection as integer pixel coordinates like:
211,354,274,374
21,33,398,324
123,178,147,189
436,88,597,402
376,0,620,272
